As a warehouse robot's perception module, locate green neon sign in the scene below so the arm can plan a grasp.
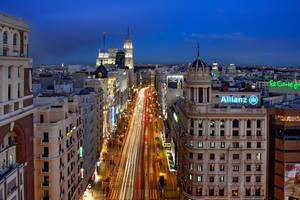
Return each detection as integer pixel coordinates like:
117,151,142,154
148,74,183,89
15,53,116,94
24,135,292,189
269,80,300,90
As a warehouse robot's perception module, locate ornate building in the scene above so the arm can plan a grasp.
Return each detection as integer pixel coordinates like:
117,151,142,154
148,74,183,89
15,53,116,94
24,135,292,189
176,47,267,199
0,13,33,200
96,27,134,69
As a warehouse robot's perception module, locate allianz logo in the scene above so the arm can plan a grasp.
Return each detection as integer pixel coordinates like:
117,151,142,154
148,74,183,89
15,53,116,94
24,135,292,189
220,95,258,105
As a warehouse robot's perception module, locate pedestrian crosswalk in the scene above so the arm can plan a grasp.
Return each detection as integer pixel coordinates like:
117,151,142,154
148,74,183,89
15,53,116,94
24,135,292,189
149,189,159,200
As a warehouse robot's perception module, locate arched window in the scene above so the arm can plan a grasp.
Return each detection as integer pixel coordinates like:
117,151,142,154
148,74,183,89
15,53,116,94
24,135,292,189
13,34,17,46
3,31,8,44
232,119,239,128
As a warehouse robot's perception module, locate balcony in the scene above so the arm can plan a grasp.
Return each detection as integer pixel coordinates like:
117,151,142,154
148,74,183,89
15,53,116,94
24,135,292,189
40,168,50,174
40,139,50,145
40,154,49,160
41,182,50,188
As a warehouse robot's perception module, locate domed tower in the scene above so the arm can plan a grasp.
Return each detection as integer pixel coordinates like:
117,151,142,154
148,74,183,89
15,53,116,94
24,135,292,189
185,44,212,110
95,60,108,79
123,26,134,69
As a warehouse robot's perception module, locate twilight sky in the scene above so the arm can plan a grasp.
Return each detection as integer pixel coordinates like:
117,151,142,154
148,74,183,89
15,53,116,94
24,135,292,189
1,0,300,66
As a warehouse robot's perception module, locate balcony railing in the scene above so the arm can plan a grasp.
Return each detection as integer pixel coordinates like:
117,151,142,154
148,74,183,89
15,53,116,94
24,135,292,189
40,139,50,145
40,183,50,188
40,168,50,174
40,154,49,159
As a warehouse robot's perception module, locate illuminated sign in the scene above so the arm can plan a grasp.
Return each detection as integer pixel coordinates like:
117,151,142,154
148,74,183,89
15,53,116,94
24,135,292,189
111,106,115,126
284,163,300,199
270,80,300,90
66,126,76,136
220,95,258,105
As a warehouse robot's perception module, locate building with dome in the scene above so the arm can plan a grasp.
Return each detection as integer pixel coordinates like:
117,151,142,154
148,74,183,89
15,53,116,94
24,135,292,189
96,27,134,69
172,46,267,199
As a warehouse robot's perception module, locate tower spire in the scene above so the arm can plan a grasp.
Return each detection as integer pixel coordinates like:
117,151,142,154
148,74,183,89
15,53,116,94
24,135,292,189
127,25,130,39
197,43,200,58
103,32,106,52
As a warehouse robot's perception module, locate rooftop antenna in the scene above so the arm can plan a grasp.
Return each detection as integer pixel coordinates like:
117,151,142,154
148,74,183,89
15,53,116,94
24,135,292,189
103,32,106,52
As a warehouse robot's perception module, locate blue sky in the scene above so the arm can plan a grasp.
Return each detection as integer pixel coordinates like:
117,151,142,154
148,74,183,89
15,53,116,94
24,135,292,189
1,0,300,66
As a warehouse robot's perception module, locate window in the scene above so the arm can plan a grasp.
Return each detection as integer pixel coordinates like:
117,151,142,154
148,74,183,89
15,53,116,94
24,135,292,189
256,176,261,183
13,34,17,46
247,130,251,136
209,176,214,183
246,188,251,196
210,154,215,160
43,132,49,142
8,67,12,79
197,165,202,172
210,130,215,136
247,120,251,128
219,153,225,160
257,130,262,136
255,188,261,196
209,188,214,196
190,120,194,128
190,129,194,136
257,142,261,148
246,165,251,171
210,142,215,148
189,153,193,159
207,88,210,102
197,175,202,182
256,164,261,171
232,130,239,136
232,120,239,128
257,120,261,128
191,88,194,101
219,188,224,196
232,189,239,196
232,142,239,148
246,176,251,182
198,88,203,103
220,130,225,137
221,142,225,148
189,174,193,180
3,48,8,56
8,84,11,100
247,153,251,160
198,153,202,160
233,165,239,172
198,141,203,148
198,130,202,136
17,83,21,98
189,163,193,170
256,153,262,160
220,120,225,128
219,176,224,182
198,120,202,128
196,188,202,196
232,177,239,183
3,31,8,44
233,154,239,160
209,164,215,171
220,164,225,171
40,115,44,123
210,120,215,128
247,142,251,148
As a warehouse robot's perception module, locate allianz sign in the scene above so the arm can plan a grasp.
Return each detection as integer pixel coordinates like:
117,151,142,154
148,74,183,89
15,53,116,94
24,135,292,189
220,95,259,105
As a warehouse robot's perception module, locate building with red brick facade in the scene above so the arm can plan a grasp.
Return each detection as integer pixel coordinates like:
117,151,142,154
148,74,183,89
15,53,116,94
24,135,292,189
0,13,34,200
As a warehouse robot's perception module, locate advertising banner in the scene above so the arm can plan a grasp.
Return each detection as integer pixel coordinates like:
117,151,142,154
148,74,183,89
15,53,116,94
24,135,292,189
285,164,300,200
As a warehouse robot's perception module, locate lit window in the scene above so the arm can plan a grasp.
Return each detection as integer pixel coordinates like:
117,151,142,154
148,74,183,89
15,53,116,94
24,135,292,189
220,142,225,148
197,165,202,172
198,141,203,148
210,142,215,148
220,120,225,128
256,153,262,160
219,153,225,160
198,175,202,182
219,176,224,182
189,163,193,170
189,174,193,180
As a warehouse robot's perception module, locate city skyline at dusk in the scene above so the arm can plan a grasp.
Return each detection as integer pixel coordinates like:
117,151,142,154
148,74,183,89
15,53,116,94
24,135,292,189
1,0,300,66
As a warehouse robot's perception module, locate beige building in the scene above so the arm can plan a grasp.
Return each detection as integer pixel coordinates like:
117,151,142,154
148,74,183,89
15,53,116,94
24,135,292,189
176,53,267,199
0,13,34,200
34,96,84,200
